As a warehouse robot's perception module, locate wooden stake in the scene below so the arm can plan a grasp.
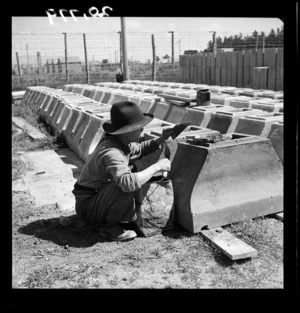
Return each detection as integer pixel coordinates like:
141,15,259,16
83,33,90,84
152,34,156,81
63,33,69,83
16,52,21,77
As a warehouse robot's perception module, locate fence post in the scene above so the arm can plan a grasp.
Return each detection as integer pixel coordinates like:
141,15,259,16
168,31,174,66
16,52,21,77
83,33,90,84
63,33,69,83
121,17,129,80
16,51,23,90
36,52,41,75
152,34,156,81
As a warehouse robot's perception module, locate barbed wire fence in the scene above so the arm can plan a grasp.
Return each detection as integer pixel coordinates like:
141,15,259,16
12,30,283,91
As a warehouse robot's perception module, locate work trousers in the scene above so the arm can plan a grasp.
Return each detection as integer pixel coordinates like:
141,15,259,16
73,183,137,226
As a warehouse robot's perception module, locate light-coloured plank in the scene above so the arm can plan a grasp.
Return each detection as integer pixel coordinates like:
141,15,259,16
200,227,257,260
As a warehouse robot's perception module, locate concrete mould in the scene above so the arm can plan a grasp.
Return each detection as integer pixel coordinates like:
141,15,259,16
134,127,220,177
234,112,283,137
267,121,283,165
206,108,265,134
210,94,239,105
135,132,283,233
182,105,238,128
250,99,284,113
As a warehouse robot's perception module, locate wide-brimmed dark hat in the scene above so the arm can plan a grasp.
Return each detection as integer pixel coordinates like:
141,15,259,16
102,101,154,135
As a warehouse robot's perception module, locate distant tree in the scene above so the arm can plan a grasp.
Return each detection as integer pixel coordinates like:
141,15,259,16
162,54,171,63
205,28,282,51
155,56,160,62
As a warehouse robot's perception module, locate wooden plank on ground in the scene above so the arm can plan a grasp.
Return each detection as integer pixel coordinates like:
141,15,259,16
197,54,202,84
231,51,238,87
221,52,227,86
264,48,276,90
210,53,216,85
200,227,258,260
201,53,206,84
276,48,283,91
226,52,232,86
237,50,243,87
12,116,47,141
215,52,221,85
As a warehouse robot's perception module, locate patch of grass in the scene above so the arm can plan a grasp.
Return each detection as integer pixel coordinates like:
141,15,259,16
23,265,56,288
12,100,68,157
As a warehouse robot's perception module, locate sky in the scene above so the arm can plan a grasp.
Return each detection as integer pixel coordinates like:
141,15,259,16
12,16,283,34
12,17,283,65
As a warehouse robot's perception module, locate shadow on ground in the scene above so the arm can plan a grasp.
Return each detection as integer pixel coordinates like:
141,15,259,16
18,215,194,248
18,214,108,248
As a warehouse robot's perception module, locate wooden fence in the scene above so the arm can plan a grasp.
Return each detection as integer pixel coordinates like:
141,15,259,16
179,48,283,91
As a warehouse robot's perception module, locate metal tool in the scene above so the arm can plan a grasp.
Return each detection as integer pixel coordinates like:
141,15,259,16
162,122,191,177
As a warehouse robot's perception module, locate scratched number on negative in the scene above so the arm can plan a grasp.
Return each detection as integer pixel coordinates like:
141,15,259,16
46,6,113,25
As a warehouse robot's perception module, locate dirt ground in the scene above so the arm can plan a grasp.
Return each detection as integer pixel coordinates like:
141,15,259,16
12,149,283,289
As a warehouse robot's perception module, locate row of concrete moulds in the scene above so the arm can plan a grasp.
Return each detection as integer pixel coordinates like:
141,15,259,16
96,82,284,106
134,128,283,233
210,94,284,113
23,84,282,233
64,83,284,140
123,80,284,99
63,83,161,105
59,83,284,164
42,92,177,162
23,86,171,162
